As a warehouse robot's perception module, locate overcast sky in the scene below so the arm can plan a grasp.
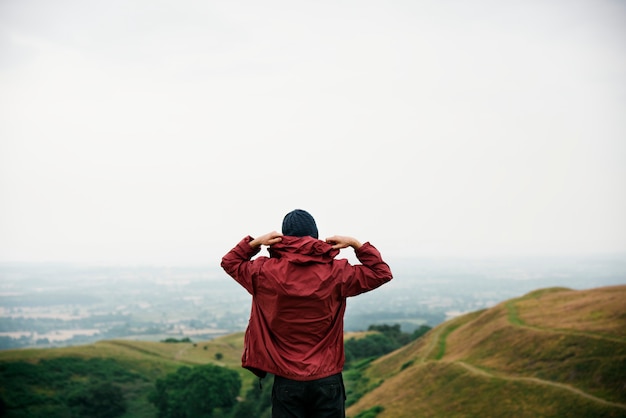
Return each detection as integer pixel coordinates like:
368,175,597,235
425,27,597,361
1,0,625,265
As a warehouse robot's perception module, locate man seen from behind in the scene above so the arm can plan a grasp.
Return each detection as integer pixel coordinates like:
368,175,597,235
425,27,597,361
221,209,393,418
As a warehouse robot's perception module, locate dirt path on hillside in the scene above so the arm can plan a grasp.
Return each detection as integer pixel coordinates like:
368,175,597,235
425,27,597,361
174,345,193,360
505,301,626,343
456,361,626,410
416,301,626,412
105,340,166,358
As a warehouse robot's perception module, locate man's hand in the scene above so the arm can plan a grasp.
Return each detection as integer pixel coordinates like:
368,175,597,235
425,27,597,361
249,231,283,248
325,235,362,250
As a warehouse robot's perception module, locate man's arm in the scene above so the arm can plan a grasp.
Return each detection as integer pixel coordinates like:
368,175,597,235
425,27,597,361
221,236,261,294
221,231,283,295
330,238,392,297
249,231,283,248
325,235,362,250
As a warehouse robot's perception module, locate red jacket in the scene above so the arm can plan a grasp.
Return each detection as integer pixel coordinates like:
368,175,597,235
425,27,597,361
220,235,393,381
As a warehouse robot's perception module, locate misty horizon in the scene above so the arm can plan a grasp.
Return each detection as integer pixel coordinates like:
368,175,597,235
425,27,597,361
1,0,625,265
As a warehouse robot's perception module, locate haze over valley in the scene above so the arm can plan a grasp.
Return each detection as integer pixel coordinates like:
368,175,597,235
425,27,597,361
2,255,624,350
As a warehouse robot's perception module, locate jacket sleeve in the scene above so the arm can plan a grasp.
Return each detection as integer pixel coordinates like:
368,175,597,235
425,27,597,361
341,242,393,297
220,236,262,295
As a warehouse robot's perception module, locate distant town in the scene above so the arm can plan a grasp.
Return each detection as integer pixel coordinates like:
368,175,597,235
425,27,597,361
1,255,624,350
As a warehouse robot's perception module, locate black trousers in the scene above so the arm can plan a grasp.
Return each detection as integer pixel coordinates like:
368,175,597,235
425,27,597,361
271,373,346,418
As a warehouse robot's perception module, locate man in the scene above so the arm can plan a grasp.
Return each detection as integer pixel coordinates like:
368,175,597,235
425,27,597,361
221,209,393,417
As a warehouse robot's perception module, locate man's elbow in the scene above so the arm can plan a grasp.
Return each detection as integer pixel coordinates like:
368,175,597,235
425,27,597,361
220,256,233,274
381,264,393,282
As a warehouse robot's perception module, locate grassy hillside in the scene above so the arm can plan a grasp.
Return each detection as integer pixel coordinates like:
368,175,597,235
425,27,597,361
0,332,247,375
0,333,250,417
3,285,625,417
347,285,626,418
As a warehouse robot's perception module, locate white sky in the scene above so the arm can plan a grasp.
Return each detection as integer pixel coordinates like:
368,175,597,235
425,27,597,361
1,0,625,265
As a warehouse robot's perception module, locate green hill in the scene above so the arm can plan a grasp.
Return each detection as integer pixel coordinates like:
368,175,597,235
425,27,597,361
346,285,626,418
0,333,251,417
2,285,625,417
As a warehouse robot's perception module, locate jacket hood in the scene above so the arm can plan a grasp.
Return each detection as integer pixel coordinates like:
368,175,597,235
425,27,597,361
268,236,340,264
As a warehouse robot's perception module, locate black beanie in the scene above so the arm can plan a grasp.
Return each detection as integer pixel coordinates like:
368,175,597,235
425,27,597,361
282,209,319,239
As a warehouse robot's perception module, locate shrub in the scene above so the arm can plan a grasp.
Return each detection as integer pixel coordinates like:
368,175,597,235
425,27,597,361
149,364,241,418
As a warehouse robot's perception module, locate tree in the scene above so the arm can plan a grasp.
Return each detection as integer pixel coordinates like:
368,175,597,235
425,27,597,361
232,374,274,417
345,333,399,362
345,323,433,364
368,324,408,345
67,381,126,418
150,364,241,418
411,324,432,341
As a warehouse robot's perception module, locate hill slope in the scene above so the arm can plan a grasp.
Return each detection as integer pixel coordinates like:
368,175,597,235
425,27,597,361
346,285,626,418
0,332,251,417
2,285,625,417
0,331,247,376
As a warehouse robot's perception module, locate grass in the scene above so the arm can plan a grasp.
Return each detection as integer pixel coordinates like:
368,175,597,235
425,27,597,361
434,323,461,360
506,301,524,326
0,333,254,399
346,285,626,418
353,405,384,418
3,285,625,418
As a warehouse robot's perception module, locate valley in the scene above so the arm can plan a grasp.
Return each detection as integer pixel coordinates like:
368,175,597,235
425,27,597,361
1,255,624,350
